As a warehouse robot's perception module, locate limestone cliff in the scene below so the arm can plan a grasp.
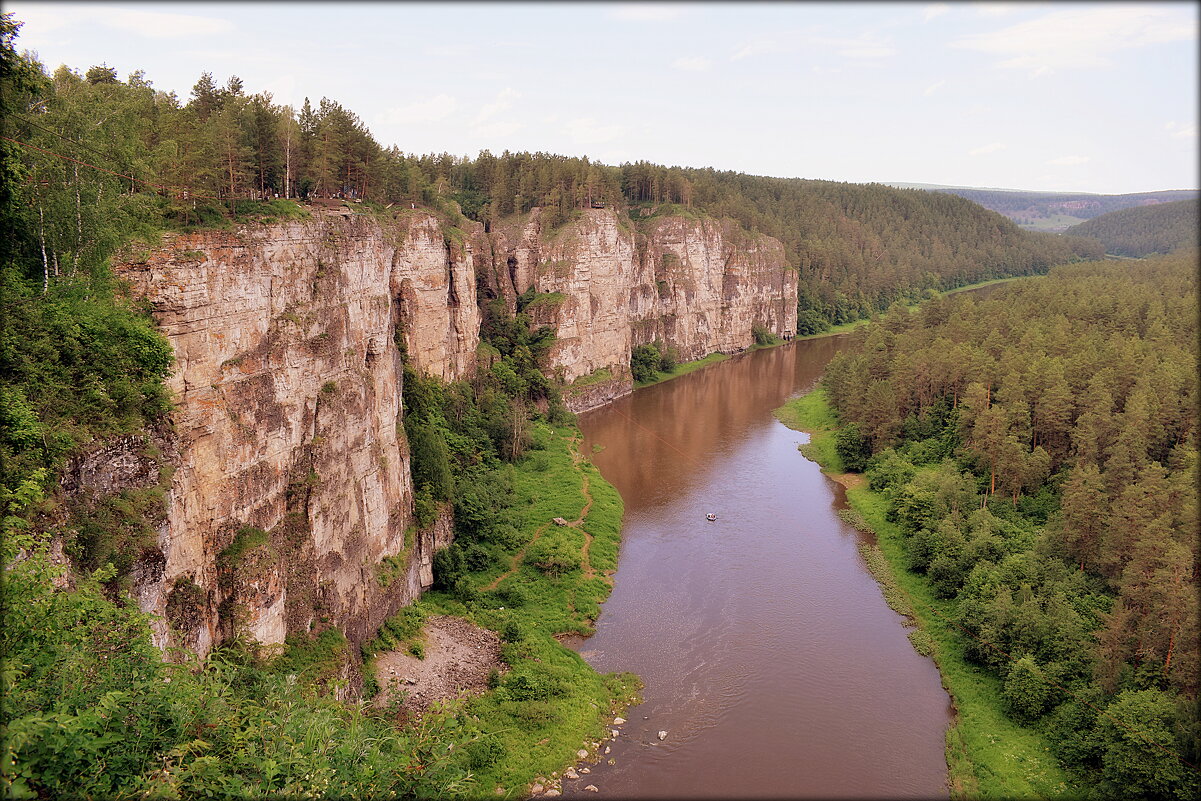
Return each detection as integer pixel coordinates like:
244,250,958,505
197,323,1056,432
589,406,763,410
110,202,796,656
485,207,797,410
114,208,474,655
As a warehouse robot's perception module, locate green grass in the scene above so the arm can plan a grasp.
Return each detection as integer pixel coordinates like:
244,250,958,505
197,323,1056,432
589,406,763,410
634,351,729,387
568,367,615,389
523,291,568,310
776,389,1078,800
369,421,638,798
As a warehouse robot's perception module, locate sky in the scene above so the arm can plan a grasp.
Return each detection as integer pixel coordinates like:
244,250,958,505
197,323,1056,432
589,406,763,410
6,1,1198,195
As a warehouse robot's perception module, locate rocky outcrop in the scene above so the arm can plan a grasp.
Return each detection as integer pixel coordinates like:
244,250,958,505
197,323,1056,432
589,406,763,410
485,207,797,407
115,208,473,655
564,376,634,415
111,202,795,656
632,214,796,361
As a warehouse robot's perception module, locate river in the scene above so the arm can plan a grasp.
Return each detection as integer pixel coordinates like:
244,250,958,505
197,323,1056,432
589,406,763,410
564,334,951,799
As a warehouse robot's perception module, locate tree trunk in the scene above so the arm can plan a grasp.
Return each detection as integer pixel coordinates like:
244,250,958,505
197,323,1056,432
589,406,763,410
73,163,82,274
39,203,49,294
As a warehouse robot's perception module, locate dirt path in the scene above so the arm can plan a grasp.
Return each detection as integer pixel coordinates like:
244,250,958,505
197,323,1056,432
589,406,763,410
373,615,502,718
570,436,597,580
483,520,550,591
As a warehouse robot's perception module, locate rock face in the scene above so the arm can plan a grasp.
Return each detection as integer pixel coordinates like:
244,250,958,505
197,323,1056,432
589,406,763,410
111,203,795,656
115,209,474,655
485,208,797,411
633,215,796,361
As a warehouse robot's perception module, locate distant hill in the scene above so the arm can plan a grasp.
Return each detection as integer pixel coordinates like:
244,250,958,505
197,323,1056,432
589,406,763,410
1063,198,1199,257
886,183,1198,232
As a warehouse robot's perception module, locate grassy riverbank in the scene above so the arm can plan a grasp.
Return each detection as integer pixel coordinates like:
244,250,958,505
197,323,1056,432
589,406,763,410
633,351,730,387
373,421,639,798
774,389,1076,800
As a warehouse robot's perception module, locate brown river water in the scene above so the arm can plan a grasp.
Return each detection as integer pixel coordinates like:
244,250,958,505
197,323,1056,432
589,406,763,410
563,335,952,799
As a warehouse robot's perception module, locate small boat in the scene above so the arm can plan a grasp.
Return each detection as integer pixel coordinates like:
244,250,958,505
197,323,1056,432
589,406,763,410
706,513,717,521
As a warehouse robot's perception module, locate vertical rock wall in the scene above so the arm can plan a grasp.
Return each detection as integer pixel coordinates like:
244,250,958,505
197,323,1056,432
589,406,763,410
115,209,475,655
485,207,797,408
109,202,796,656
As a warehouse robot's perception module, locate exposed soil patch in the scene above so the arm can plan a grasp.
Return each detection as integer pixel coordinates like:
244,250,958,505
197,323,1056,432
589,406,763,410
373,615,503,718
829,471,865,490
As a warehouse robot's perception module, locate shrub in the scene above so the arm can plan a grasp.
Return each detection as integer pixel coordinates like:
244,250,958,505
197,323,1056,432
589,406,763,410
630,343,661,382
527,532,581,576
1002,655,1054,722
834,423,872,472
752,324,780,346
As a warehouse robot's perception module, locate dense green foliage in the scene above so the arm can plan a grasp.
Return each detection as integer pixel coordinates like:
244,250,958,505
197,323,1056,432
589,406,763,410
1,552,484,799
821,253,1199,798
629,341,678,383
1064,199,1199,257
1,16,174,534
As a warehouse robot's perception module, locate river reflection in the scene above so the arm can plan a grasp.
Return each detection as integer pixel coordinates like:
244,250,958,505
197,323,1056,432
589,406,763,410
564,336,951,799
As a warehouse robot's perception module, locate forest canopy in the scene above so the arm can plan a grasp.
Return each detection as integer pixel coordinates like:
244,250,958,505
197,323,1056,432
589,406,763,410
1064,199,1199,257
822,252,1199,798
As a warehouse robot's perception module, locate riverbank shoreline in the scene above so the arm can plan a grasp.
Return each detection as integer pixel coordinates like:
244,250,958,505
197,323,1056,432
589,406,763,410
369,422,640,799
774,387,1075,799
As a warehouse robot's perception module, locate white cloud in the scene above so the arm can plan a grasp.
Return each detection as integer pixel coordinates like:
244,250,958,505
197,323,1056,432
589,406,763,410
924,80,946,96
381,94,458,125
810,32,898,60
1166,121,1198,140
563,117,626,145
672,56,712,72
969,142,1006,155
610,4,686,22
923,4,951,23
473,87,520,125
8,3,232,39
1047,155,1090,166
952,6,1196,75
424,44,473,58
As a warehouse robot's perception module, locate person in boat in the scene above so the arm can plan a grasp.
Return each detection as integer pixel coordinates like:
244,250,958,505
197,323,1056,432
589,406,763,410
706,513,717,521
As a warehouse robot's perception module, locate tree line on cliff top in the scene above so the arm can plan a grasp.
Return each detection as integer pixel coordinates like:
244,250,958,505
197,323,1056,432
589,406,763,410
822,253,1198,798
4,29,1100,332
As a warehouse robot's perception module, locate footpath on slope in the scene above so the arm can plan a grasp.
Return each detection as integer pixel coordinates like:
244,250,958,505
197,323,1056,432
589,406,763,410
484,434,602,591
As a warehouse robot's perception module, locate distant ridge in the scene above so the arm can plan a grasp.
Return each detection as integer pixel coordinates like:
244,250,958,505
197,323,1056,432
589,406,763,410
884,183,1198,232
1064,198,1199,257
